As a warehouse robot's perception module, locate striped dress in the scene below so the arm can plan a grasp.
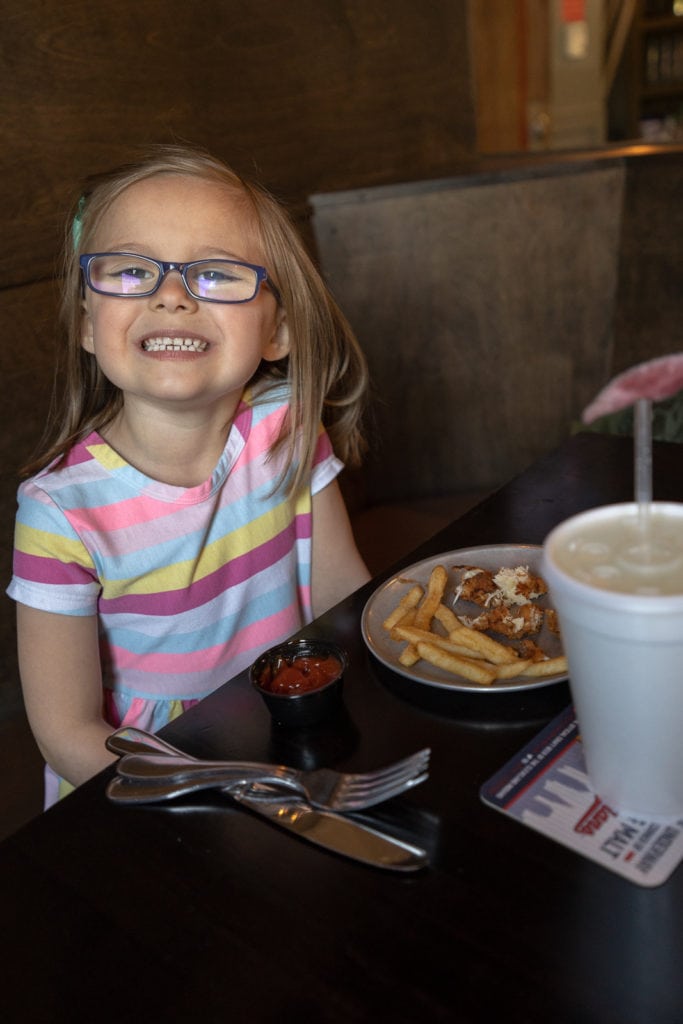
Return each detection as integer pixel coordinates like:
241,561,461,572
8,383,342,804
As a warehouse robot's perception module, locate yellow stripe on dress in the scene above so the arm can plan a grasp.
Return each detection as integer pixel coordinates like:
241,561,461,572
85,442,130,470
14,521,95,566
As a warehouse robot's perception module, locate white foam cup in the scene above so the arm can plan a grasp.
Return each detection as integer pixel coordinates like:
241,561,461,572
542,502,683,820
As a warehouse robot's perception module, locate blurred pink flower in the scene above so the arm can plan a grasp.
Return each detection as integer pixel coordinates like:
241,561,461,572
582,353,683,424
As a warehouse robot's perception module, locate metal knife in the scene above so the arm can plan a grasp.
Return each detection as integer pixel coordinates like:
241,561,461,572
106,776,428,872
230,786,429,872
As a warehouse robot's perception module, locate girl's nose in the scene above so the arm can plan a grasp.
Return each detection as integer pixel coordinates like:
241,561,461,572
150,269,197,310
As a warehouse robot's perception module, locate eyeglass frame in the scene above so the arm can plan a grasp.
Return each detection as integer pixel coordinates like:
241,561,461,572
78,252,282,305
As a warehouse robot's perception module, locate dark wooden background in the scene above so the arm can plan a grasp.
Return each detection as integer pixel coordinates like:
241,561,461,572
1,1,474,286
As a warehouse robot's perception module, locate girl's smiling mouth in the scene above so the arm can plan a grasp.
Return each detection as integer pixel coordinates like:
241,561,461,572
141,335,209,352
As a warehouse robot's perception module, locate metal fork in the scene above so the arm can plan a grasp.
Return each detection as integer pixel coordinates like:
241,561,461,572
105,727,430,811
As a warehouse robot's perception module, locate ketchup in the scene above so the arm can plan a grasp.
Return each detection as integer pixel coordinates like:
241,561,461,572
259,654,342,695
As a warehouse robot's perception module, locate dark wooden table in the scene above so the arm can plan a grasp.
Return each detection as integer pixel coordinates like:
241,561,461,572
3,433,682,1024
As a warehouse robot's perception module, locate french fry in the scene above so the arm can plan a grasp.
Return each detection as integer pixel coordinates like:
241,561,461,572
395,625,496,663
494,659,533,679
394,625,448,646
414,565,448,630
434,602,462,633
388,608,417,641
398,644,421,667
382,584,424,631
520,655,568,677
447,626,518,665
416,641,497,686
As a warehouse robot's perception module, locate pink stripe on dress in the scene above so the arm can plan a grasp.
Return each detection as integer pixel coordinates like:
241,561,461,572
13,550,95,585
107,606,301,673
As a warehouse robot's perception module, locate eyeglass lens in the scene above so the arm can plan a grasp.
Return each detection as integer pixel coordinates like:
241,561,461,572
86,254,261,302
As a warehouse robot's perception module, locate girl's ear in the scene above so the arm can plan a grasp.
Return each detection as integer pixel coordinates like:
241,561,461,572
80,309,95,354
262,308,290,362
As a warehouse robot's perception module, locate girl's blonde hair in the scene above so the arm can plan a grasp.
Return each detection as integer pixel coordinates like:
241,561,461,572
27,143,368,495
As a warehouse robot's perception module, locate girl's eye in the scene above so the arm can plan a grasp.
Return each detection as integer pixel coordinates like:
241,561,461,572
91,257,160,295
195,267,239,285
109,264,155,281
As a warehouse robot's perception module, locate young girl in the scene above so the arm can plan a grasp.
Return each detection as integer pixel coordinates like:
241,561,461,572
8,144,370,806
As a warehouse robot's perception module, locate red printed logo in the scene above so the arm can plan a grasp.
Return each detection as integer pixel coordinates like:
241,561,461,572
574,797,616,836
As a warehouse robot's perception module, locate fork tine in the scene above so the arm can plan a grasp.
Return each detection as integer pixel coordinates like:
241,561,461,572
340,761,429,798
344,749,431,787
342,749,430,791
331,751,430,809
332,771,430,811
336,773,424,806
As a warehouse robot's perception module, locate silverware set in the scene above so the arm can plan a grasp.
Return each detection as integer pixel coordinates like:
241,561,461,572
105,727,431,871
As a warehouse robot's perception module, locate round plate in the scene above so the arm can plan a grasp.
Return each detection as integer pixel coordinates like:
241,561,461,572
361,544,567,694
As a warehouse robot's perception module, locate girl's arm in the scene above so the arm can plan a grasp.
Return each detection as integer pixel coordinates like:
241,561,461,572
310,478,371,617
16,604,116,787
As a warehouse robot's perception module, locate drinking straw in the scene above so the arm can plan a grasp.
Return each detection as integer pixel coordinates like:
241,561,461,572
634,397,652,522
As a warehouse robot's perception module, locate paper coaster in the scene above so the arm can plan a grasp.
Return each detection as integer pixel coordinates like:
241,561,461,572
480,705,683,887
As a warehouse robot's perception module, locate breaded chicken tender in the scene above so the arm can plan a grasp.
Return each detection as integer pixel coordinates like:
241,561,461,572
515,638,548,662
453,564,546,609
463,602,544,639
452,566,499,607
492,566,547,606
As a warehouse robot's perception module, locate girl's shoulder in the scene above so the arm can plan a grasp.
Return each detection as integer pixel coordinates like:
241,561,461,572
17,430,159,516
21,431,104,493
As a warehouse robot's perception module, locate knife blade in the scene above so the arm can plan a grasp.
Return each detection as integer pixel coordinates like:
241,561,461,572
231,787,428,872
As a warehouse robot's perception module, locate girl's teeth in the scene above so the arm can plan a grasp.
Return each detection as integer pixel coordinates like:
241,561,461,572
142,337,208,352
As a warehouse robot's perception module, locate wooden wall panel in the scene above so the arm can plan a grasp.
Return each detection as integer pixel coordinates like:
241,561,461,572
468,0,527,153
0,1,475,288
614,153,683,372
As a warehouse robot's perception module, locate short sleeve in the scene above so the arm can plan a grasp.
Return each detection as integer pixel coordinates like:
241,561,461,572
310,427,344,496
7,477,100,615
